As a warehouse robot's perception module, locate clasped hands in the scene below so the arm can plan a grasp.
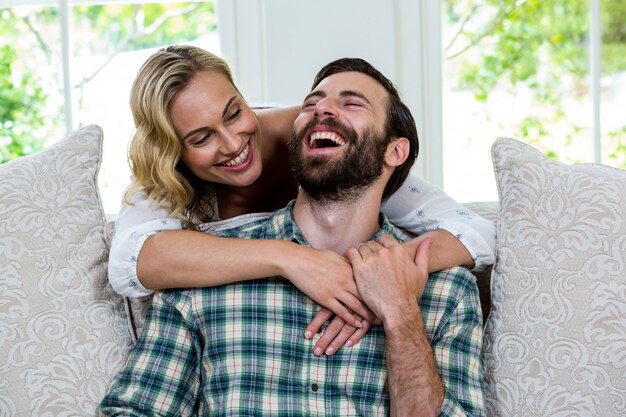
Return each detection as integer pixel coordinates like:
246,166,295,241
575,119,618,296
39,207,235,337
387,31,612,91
298,234,433,356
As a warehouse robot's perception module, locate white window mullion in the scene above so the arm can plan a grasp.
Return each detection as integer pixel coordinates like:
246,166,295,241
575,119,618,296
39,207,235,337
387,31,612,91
59,0,73,134
590,0,601,163
216,0,266,103
420,0,443,187
393,0,443,187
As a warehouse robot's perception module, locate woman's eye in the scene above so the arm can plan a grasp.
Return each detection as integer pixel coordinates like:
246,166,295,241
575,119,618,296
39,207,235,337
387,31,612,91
346,102,363,107
192,134,211,147
227,108,241,121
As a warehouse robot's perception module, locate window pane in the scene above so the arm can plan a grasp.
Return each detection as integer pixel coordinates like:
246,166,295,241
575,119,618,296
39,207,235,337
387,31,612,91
1,2,220,214
0,5,64,163
442,1,596,202
600,0,626,168
70,2,220,214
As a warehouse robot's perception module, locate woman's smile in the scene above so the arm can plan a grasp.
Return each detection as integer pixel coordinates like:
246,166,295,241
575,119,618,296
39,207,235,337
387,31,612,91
217,140,252,169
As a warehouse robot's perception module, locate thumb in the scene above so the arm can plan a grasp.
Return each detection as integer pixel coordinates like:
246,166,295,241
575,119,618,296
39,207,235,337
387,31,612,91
414,236,433,271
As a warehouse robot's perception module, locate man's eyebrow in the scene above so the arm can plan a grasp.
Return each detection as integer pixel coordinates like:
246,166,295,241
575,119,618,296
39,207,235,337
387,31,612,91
302,91,326,103
302,89,372,106
181,95,238,141
339,90,372,105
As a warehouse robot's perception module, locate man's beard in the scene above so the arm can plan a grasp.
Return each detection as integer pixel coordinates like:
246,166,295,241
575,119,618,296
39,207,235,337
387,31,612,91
289,118,389,204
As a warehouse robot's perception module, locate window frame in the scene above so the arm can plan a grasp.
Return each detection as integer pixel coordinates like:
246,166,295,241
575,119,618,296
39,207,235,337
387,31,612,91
2,0,210,137
4,0,605,188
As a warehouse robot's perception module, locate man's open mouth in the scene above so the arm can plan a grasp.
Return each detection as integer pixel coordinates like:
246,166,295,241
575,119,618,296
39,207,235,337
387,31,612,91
309,131,347,149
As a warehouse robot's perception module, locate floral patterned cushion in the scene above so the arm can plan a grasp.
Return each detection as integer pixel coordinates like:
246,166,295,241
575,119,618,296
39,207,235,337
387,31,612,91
483,137,626,416
0,125,133,416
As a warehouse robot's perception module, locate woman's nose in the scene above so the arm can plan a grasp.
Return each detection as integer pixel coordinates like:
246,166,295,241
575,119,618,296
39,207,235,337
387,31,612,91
218,129,241,154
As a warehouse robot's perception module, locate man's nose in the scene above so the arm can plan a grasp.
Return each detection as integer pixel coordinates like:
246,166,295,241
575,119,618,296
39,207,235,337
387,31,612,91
314,97,337,120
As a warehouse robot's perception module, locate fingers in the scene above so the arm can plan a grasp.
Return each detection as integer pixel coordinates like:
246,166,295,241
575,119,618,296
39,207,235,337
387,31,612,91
312,317,373,356
307,312,376,356
338,292,379,325
324,299,362,328
377,234,398,248
312,316,351,356
353,235,400,258
358,241,381,255
412,237,433,300
345,320,372,349
346,247,361,264
414,236,433,270
305,308,333,340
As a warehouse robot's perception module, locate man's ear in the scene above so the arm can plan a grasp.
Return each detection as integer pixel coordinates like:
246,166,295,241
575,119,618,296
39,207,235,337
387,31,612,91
384,137,410,168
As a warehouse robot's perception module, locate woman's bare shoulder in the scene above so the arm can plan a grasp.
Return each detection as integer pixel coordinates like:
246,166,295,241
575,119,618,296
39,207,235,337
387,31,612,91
255,105,300,146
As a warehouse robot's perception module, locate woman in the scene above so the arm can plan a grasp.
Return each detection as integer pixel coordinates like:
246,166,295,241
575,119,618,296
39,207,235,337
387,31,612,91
110,45,495,355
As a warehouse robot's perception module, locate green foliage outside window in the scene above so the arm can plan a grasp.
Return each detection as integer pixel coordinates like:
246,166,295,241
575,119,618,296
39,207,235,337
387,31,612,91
72,2,216,54
445,0,626,168
0,45,47,164
0,2,217,164
2,2,624,168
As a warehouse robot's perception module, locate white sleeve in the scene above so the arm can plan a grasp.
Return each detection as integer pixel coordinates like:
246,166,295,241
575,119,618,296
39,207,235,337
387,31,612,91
108,190,183,297
381,171,496,271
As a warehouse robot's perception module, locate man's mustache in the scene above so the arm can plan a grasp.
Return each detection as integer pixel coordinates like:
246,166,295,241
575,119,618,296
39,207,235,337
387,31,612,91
297,118,355,142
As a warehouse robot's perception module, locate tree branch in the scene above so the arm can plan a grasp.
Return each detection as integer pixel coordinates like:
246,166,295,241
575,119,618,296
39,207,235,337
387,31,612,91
74,3,202,90
445,2,482,54
446,0,523,61
12,10,52,60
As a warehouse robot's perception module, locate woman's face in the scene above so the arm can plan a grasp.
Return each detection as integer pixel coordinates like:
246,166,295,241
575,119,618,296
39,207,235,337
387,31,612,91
170,70,262,188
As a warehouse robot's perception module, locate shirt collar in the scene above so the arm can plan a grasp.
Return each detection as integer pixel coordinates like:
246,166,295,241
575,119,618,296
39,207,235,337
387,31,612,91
266,200,399,247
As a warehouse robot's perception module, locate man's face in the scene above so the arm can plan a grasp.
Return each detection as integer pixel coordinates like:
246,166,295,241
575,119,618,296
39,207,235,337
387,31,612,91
290,71,391,202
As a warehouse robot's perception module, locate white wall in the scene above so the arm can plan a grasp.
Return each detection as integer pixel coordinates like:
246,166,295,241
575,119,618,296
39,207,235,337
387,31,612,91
217,0,442,185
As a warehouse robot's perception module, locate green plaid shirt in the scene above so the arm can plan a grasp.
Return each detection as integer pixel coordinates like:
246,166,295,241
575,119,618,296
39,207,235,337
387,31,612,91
101,201,485,416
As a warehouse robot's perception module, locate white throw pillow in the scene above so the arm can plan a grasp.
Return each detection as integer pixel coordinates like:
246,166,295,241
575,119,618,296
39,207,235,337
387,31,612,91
0,125,133,416
483,137,626,416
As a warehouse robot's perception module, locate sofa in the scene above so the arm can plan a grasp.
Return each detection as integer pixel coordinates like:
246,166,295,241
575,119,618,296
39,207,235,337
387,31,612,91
1,125,624,416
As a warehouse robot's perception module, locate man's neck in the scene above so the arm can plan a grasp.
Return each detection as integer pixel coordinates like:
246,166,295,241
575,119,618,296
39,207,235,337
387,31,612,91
292,191,382,256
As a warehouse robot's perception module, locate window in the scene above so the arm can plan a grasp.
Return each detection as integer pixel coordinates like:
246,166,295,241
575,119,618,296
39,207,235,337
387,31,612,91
1,0,219,213
441,0,626,202
5,1,623,209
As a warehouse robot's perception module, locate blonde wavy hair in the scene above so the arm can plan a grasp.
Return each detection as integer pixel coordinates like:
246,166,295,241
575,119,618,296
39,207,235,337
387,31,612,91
125,45,236,229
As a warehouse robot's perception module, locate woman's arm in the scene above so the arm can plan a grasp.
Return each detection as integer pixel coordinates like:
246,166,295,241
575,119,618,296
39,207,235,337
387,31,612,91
382,170,496,272
139,229,376,327
108,189,184,297
109,191,377,327
403,230,474,273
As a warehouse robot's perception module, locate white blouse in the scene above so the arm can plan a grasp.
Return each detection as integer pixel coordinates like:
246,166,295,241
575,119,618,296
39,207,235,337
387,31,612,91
108,171,496,297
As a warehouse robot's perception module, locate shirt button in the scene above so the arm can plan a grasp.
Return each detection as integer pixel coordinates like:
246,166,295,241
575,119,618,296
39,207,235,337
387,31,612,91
311,383,319,392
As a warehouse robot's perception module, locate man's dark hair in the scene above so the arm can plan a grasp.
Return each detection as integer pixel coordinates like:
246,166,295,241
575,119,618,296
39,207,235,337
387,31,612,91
311,58,419,200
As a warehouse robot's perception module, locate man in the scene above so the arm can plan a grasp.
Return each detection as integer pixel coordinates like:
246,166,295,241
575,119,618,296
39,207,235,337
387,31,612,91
101,58,485,416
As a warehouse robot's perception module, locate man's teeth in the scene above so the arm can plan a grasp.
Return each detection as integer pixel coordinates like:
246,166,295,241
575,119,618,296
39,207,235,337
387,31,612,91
310,131,346,148
222,143,249,167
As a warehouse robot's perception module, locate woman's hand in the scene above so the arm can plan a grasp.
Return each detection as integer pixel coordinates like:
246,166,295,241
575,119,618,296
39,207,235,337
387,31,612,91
281,245,379,328
304,308,373,356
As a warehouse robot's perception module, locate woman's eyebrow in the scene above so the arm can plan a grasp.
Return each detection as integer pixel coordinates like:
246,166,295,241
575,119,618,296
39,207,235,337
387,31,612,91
221,95,238,118
182,126,209,142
